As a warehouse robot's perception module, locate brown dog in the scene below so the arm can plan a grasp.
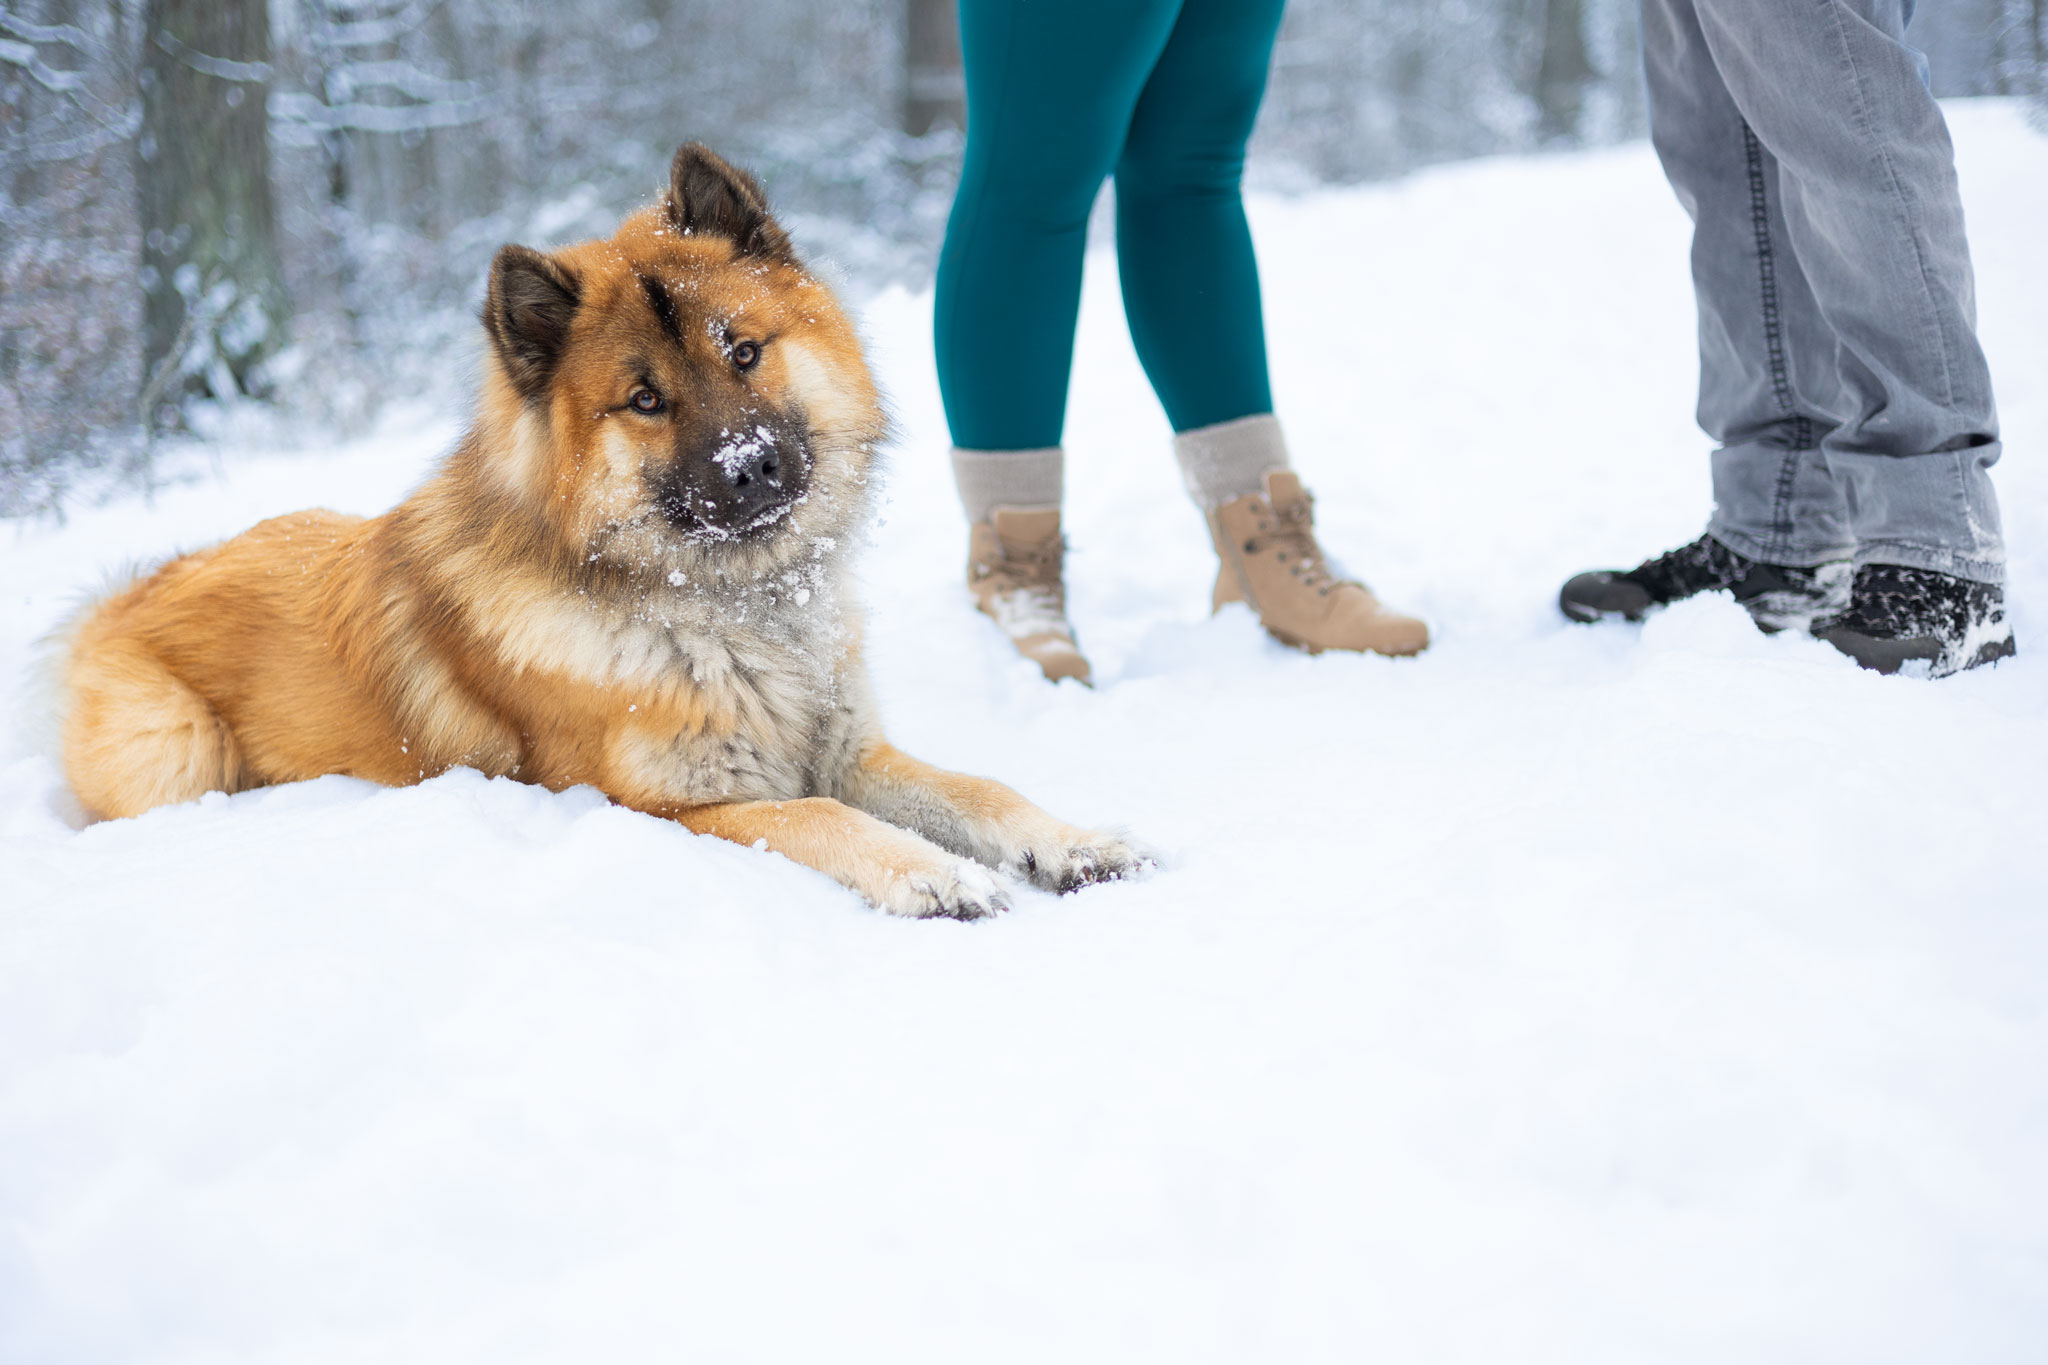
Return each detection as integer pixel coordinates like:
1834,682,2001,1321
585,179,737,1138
59,143,1146,918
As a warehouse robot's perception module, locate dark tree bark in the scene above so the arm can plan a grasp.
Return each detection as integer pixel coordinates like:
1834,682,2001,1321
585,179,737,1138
1533,0,1594,143
2038,0,2048,116
2020,0,2048,107
136,0,287,428
904,0,963,136
0,0,146,513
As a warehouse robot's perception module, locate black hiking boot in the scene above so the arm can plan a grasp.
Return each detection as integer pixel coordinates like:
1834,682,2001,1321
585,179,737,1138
1559,534,1849,633
1813,564,2016,677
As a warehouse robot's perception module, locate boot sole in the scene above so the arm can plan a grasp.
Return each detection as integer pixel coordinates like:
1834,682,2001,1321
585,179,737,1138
1814,626,2017,677
1261,623,1429,658
1560,579,1833,635
1559,596,1642,625
1559,572,1653,624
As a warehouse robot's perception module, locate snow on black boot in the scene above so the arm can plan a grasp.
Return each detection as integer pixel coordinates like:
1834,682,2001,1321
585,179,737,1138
1559,533,1849,633
1813,564,2016,677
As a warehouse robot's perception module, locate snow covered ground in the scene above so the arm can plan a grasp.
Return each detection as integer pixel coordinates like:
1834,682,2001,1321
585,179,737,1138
4,101,2046,1364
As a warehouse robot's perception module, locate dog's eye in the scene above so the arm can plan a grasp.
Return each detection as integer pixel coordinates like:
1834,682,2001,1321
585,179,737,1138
629,387,663,414
731,341,760,371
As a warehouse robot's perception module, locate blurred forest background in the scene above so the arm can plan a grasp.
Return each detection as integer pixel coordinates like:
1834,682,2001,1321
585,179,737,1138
4,0,2045,515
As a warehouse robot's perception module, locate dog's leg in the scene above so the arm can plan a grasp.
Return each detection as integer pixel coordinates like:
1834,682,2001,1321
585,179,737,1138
838,743,1151,894
665,796,1013,920
63,634,244,820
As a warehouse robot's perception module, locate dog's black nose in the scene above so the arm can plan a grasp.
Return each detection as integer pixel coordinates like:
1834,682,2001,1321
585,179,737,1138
659,423,809,537
730,449,779,489
717,428,787,510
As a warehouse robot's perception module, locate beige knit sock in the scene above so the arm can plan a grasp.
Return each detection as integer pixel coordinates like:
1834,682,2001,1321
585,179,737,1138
951,446,1064,523
1173,413,1291,510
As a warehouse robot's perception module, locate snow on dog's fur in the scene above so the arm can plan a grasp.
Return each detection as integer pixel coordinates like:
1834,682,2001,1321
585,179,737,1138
58,143,1146,918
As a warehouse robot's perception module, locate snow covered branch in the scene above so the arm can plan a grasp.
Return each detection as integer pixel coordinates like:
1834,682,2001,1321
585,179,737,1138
270,88,494,135
152,28,271,83
0,4,141,164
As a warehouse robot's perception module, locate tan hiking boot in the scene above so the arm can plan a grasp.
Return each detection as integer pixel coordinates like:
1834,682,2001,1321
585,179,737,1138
967,506,1092,684
1207,471,1430,657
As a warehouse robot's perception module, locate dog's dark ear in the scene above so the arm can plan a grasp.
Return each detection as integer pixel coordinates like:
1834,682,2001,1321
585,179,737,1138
484,245,581,402
666,142,794,262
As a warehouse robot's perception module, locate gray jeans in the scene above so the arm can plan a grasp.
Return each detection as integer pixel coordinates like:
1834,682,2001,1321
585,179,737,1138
1643,0,2005,583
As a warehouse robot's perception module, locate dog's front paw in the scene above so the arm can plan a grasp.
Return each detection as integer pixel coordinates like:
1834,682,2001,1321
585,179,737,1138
872,854,1015,921
1009,828,1155,895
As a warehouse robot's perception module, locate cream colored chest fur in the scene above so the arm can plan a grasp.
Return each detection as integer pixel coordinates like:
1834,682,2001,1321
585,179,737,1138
484,574,877,806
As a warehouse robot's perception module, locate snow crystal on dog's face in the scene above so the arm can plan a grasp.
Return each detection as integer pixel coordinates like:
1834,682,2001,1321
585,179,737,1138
713,427,778,480
480,194,889,591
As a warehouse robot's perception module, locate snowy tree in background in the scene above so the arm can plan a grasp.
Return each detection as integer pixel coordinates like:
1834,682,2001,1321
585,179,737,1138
903,0,963,136
2,0,2042,515
1912,0,2046,109
1,0,144,509
136,0,288,429
2001,0,2048,116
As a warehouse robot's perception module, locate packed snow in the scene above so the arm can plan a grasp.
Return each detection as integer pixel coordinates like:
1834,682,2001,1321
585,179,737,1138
4,101,2046,1364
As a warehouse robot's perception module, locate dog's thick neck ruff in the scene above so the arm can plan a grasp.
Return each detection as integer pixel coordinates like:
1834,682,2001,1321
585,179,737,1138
390,385,880,726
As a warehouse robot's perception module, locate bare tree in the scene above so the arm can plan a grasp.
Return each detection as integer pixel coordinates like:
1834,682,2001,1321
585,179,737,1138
6,0,2040,516
2,1,141,162
135,0,287,428
904,0,961,136
1992,0,2048,115
2,0,145,511
272,0,498,231
1533,0,1595,142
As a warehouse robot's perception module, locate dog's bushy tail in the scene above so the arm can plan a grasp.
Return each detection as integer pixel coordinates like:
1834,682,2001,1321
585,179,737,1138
17,560,157,765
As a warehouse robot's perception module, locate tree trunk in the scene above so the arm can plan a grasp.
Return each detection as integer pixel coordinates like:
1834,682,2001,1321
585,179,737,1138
904,0,963,136
2028,0,2048,109
0,0,147,512
2039,0,2048,117
1533,0,1594,143
137,0,287,428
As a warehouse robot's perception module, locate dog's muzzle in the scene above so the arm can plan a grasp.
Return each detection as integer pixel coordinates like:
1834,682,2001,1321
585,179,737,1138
657,427,811,539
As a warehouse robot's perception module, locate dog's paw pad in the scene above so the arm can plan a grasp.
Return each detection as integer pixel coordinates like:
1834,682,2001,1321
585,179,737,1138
880,858,1013,921
1018,832,1156,895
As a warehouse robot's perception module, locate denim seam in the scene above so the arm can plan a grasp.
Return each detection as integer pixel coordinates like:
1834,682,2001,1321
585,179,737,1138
1767,448,1800,563
1741,120,1814,462
1951,446,1988,565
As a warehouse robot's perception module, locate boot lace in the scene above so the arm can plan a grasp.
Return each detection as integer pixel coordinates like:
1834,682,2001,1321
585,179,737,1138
977,534,1072,633
1829,563,2001,641
1622,534,1752,603
1244,493,1342,596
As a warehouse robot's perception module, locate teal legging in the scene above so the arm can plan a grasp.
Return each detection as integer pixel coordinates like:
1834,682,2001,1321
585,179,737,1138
934,0,1287,450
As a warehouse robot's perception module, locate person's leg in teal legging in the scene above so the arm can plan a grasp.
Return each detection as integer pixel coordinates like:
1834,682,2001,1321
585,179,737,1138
935,0,1189,455
1114,0,1283,436
937,0,1430,678
934,0,1185,684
